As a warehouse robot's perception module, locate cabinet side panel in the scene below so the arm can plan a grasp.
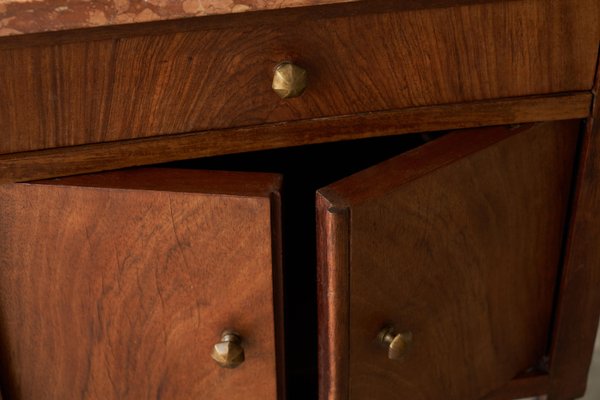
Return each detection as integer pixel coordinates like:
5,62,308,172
548,60,600,399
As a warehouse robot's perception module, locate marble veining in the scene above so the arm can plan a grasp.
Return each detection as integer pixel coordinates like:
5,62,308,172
0,0,358,37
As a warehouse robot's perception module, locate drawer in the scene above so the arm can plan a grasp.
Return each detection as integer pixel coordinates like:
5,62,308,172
317,120,580,399
0,0,598,154
0,170,284,400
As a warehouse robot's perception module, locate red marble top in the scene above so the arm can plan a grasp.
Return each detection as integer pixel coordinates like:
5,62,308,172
0,0,359,37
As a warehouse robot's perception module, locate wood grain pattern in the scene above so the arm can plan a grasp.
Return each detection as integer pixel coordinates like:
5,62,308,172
546,52,600,400
0,92,591,184
317,121,580,400
0,0,597,154
0,168,283,400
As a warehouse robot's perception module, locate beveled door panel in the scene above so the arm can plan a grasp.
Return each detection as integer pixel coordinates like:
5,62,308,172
0,168,283,400
317,121,580,399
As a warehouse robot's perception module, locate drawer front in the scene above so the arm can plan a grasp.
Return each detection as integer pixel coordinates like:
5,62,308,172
317,121,580,399
0,0,598,154
0,169,283,400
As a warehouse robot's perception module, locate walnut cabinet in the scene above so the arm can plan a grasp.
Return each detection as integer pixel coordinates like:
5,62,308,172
0,0,599,399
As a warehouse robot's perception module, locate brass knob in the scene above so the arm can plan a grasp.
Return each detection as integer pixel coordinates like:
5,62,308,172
211,330,245,368
377,326,413,361
272,62,307,99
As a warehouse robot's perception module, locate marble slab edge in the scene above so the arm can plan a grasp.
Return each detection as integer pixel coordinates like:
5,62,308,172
0,0,360,37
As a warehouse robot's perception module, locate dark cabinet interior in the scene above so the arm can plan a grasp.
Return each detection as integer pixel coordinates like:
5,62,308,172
164,131,432,398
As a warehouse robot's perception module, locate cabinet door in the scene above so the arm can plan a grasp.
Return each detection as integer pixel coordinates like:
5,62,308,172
317,121,580,400
0,168,283,400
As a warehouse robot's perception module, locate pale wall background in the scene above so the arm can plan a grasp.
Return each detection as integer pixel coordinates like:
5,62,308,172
522,325,600,400
581,330,600,399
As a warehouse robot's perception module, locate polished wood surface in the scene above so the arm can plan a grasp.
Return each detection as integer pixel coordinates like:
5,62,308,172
547,55,600,400
0,0,597,154
318,121,580,399
317,195,350,400
0,169,283,400
0,92,591,184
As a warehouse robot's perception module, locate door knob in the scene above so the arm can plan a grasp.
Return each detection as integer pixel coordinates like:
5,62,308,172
272,62,307,99
377,326,413,360
211,330,245,368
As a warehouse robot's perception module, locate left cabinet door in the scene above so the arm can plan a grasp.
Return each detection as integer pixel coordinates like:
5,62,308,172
0,168,284,400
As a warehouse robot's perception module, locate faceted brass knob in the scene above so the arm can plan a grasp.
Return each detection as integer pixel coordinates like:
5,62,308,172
377,326,413,361
211,330,245,368
272,62,307,99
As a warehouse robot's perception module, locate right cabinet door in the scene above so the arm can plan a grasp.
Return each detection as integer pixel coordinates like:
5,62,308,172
317,121,581,400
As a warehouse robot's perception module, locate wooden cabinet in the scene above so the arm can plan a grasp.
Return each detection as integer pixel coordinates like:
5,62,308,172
0,119,593,400
0,1,599,400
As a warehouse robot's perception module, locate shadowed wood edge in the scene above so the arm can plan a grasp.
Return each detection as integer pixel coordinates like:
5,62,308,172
27,168,283,198
547,46,600,400
319,123,533,207
317,194,350,400
269,189,286,400
0,92,592,184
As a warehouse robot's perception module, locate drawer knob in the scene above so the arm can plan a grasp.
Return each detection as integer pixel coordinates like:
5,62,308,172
377,326,413,361
211,330,245,368
272,62,307,99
